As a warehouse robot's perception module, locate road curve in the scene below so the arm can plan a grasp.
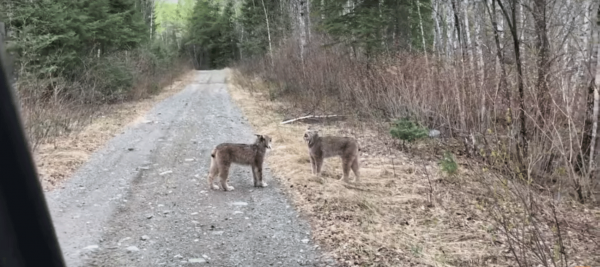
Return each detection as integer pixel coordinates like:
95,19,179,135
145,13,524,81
44,70,334,267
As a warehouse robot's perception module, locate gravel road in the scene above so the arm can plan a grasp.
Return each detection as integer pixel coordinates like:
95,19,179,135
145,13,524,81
45,70,334,267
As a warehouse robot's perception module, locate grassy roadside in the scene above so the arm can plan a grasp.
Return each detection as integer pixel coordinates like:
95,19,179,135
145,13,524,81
226,68,600,267
35,69,197,191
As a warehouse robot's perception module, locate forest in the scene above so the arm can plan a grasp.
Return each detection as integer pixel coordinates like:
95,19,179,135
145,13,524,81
217,0,600,203
1,0,600,266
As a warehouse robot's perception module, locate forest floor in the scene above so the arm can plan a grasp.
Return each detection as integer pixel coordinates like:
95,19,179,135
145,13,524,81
228,68,600,267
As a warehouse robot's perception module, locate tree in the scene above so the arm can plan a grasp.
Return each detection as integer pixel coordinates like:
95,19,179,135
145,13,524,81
186,0,240,69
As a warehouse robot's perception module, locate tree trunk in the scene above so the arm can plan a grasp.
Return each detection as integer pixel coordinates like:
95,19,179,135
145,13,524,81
462,0,473,66
432,0,442,57
260,0,274,67
475,3,486,128
532,0,550,128
298,0,307,61
445,1,455,57
449,0,466,132
306,0,311,40
591,15,600,176
497,0,528,161
417,0,428,64
579,2,600,181
450,0,464,59
484,0,512,156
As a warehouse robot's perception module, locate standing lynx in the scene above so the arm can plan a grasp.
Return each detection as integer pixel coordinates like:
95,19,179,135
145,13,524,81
303,130,360,183
207,134,272,191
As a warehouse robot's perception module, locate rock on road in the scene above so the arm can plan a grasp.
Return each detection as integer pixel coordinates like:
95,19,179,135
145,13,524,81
44,70,333,267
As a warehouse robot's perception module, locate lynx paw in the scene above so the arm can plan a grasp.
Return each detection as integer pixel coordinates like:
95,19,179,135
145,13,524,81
259,182,268,187
224,185,235,191
211,184,220,190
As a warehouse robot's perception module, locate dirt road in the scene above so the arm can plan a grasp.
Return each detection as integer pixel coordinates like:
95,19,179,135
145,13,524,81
44,70,333,267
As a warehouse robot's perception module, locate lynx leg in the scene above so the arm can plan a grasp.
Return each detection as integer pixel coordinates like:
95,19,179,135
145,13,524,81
341,158,352,182
257,165,268,187
252,166,258,187
315,156,324,177
309,155,316,175
208,158,220,190
219,165,234,191
351,156,360,183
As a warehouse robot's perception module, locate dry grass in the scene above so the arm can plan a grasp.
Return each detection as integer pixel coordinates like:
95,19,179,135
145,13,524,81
227,69,600,267
35,69,197,191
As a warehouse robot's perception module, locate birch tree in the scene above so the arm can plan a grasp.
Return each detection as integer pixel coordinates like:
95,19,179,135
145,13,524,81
580,1,600,180
298,0,307,61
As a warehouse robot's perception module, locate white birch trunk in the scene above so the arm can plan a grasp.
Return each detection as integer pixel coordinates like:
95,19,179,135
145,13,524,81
495,1,504,92
462,0,473,65
432,0,442,57
379,0,385,49
417,0,428,64
475,2,486,127
519,1,525,42
298,0,307,61
445,1,455,57
584,0,596,80
306,0,311,40
497,3,504,51
588,3,600,172
260,0,274,66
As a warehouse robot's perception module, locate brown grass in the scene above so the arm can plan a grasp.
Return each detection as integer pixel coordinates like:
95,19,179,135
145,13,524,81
237,37,600,207
35,69,197,191
227,68,600,267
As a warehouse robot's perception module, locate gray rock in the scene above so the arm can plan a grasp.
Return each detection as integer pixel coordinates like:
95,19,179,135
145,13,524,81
188,258,206,263
126,246,140,252
83,245,99,250
428,129,441,138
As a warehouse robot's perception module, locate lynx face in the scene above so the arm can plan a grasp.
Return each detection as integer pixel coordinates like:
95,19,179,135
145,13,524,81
256,134,272,149
303,130,318,145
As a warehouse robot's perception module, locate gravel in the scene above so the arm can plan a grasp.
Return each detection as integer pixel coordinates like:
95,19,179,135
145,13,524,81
44,70,335,267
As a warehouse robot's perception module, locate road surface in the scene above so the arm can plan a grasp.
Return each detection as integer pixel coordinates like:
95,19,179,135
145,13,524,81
44,70,334,267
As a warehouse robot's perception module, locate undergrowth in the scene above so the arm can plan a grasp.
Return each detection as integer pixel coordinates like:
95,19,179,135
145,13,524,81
14,44,191,150
230,53,600,267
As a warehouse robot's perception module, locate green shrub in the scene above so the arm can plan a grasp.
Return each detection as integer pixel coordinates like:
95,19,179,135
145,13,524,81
439,151,458,176
389,118,429,143
94,56,134,101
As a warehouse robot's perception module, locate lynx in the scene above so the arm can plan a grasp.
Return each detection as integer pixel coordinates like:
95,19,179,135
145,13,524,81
207,134,272,191
303,129,360,183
